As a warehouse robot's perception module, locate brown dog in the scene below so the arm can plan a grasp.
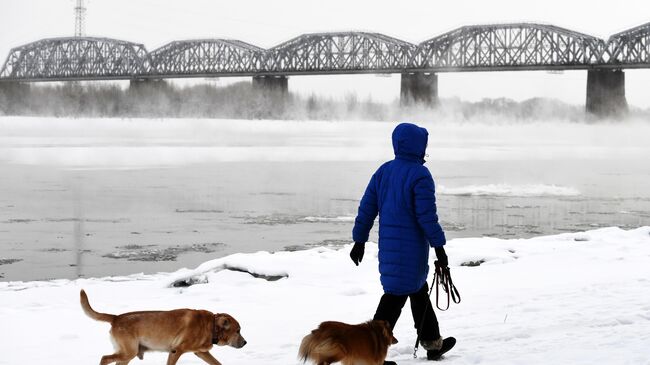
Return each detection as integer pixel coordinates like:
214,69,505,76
80,289,246,365
298,320,398,365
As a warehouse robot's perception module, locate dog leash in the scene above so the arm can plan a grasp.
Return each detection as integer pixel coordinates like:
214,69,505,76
412,261,461,358
434,262,461,311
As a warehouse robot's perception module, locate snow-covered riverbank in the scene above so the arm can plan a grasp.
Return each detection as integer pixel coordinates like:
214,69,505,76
2,226,649,364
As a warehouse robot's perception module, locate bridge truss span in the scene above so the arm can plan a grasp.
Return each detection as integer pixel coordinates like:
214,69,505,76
150,39,266,77
264,32,418,75
0,37,150,81
417,23,606,72
605,22,650,67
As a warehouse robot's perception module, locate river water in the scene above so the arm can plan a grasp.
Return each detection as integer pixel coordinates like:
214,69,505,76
0,118,648,281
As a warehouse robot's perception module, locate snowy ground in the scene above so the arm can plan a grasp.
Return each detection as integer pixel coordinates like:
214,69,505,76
1,226,649,365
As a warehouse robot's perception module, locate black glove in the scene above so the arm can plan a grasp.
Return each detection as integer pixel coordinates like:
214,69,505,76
350,242,365,266
434,246,448,268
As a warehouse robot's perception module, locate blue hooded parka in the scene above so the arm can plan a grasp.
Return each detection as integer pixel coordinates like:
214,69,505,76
352,123,446,295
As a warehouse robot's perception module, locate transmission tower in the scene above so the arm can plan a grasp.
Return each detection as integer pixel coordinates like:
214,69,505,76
74,0,86,37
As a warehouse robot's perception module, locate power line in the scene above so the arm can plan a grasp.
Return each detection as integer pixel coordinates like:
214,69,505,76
74,0,86,37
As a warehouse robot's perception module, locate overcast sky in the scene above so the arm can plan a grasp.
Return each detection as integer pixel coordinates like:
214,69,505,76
2,0,650,107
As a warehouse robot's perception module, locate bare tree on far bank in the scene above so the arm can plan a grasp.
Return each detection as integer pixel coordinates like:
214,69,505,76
0,81,648,122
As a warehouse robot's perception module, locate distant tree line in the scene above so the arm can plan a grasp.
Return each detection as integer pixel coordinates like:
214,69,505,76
0,80,646,122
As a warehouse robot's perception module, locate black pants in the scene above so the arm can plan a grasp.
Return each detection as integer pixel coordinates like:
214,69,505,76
373,283,440,341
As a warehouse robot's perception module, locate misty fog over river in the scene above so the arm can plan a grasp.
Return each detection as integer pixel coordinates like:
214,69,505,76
0,117,648,281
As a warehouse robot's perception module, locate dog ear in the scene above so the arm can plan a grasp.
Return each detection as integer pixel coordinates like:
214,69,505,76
378,321,397,344
217,315,231,330
379,320,394,333
379,320,391,329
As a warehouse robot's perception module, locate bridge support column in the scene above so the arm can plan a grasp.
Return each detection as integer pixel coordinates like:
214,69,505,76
252,75,288,94
586,69,627,117
400,72,438,106
129,79,168,91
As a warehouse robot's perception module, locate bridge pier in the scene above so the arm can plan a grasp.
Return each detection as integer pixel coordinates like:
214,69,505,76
586,69,627,117
129,79,168,91
252,75,288,94
400,72,438,106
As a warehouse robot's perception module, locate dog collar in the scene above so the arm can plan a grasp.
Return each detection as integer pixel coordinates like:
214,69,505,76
212,315,220,345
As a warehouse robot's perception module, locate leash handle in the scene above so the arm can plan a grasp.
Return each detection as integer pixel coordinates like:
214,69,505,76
435,264,448,311
435,262,461,311
448,269,461,304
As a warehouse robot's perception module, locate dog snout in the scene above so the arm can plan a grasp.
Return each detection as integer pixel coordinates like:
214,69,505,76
236,336,247,348
392,336,398,345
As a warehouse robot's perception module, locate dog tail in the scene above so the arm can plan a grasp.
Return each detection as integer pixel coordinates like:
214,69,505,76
80,289,116,323
298,333,315,362
299,333,342,363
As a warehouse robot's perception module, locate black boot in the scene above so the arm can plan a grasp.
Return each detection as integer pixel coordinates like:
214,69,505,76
426,337,456,360
420,336,443,351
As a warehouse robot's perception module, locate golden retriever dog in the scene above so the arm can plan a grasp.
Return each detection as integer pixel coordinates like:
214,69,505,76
298,320,398,365
80,289,246,365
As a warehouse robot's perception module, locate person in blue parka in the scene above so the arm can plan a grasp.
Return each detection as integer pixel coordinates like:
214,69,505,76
350,122,450,360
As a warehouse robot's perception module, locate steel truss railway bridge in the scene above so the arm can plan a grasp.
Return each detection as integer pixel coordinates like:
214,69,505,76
2,22,649,115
